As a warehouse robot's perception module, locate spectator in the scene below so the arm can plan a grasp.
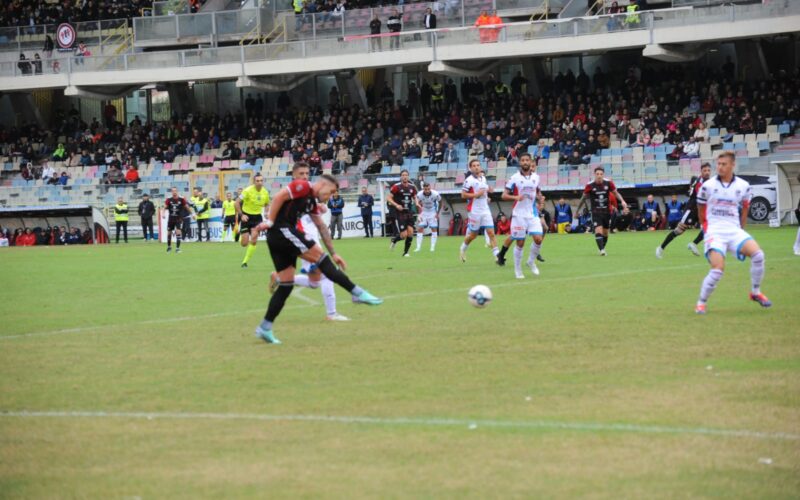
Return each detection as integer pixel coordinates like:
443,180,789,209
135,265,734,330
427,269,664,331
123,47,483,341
41,163,55,183
106,166,124,184
43,36,54,58
125,165,140,184
496,213,511,235
693,122,709,143
422,7,436,45
66,228,83,245
681,137,700,159
356,153,370,173
369,14,382,52
17,54,31,75
138,194,156,242
469,137,484,157
32,53,42,75
665,194,683,230
358,186,374,238
17,228,36,246
475,10,491,43
74,42,91,65
0,230,8,247
334,144,351,174
389,148,404,166
642,194,661,230
387,9,402,50
57,172,70,186
327,191,344,239
51,143,66,161
554,197,573,233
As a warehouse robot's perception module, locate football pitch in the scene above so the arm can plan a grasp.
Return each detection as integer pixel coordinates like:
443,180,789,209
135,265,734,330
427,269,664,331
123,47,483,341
1,227,799,498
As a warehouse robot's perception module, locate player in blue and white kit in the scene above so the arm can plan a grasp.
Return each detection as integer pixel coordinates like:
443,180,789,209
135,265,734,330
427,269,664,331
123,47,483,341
495,153,544,278
459,159,499,262
415,183,442,252
695,151,771,314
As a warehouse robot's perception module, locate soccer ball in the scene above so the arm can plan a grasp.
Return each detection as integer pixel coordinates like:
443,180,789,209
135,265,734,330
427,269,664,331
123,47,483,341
468,285,492,308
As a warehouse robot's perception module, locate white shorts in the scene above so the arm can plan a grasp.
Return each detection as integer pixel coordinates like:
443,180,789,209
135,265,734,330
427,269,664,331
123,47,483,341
467,212,494,232
510,215,543,240
300,228,320,272
704,227,753,261
418,213,439,230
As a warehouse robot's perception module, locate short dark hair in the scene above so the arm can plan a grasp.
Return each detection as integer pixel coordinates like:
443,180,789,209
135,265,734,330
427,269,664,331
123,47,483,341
253,173,264,179
423,182,431,188
701,162,711,169
594,166,605,173
292,162,309,172
320,174,339,188
400,169,409,175
519,152,532,160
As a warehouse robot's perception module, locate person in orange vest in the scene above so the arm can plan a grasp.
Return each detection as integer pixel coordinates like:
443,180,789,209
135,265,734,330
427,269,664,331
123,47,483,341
474,10,491,43
487,10,503,43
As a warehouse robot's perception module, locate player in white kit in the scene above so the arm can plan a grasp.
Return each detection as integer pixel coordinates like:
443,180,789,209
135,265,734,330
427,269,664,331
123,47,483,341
415,183,442,252
695,151,771,314
496,152,544,278
459,159,499,262
269,168,349,321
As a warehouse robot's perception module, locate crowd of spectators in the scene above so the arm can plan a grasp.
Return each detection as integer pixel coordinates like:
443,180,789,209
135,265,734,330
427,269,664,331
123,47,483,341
0,225,92,246
0,1,153,29
1,63,798,185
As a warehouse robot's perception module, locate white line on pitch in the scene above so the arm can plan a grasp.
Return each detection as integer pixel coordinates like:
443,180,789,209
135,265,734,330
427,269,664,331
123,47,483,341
0,409,797,442
2,258,793,341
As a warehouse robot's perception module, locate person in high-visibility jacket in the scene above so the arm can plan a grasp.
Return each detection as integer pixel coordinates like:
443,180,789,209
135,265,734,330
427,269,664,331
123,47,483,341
195,191,211,242
488,10,503,43
114,196,129,243
222,192,238,242
625,2,640,28
474,10,492,44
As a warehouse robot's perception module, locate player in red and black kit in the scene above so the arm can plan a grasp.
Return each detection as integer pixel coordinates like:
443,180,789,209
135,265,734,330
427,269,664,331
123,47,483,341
657,162,712,258
251,162,383,344
164,187,193,253
575,166,629,256
388,169,421,257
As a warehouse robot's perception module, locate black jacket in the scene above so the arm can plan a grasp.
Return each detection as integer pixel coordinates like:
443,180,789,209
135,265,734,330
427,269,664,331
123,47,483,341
423,13,436,29
138,200,155,219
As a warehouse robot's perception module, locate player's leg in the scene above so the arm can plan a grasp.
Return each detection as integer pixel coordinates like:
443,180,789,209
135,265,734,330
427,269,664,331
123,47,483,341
460,217,479,262
537,216,547,262
689,227,704,256
738,238,771,307
526,226,544,276
301,243,382,304
593,222,606,255
795,226,800,255
513,238,525,279
166,224,173,250
696,233,726,314
415,221,425,252
430,227,438,251
496,233,513,266
175,227,182,251
658,220,686,257
402,224,414,257
242,227,259,267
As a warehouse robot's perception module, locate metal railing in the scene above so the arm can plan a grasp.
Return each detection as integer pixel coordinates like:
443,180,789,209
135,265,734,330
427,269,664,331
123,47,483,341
2,2,797,79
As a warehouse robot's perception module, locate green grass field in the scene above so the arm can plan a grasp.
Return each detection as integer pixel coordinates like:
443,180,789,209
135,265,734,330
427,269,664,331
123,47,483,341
1,227,799,498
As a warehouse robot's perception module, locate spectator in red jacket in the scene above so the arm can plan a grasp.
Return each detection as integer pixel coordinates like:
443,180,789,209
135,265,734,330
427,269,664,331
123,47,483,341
125,165,140,183
496,213,511,235
16,228,37,246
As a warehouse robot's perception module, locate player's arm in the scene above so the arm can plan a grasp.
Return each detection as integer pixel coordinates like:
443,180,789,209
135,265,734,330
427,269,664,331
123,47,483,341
740,200,749,229
256,188,289,231
612,189,629,214
310,212,348,269
501,185,521,202
574,193,588,214
388,187,404,211
234,197,247,222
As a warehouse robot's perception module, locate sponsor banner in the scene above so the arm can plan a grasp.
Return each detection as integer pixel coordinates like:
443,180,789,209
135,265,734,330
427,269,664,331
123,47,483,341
318,204,382,239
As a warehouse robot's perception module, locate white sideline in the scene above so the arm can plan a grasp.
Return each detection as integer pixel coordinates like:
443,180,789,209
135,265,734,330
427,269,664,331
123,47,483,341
2,259,792,341
1,409,797,442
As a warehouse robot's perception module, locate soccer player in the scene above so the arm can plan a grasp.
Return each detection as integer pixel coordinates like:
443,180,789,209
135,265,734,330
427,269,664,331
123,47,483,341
415,182,442,252
460,159,500,262
164,187,193,253
253,165,382,344
270,164,349,321
235,173,270,268
496,152,544,278
656,162,711,258
388,169,421,257
574,166,629,256
221,192,237,242
695,152,771,314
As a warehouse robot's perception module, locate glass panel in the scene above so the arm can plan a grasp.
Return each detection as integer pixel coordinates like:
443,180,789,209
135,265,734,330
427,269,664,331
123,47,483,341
177,13,213,39
134,16,178,41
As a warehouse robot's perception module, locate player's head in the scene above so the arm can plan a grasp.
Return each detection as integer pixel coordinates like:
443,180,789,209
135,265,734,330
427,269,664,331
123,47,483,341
171,187,178,198
700,162,712,180
593,166,605,182
519,152,533,173
253,173,264,188
647,194,654,202
400,169,410,183
226,192,232,200
423,182,431,195
314,174,340,203
292,162,310,181
716,151,735,178
468,159,481,176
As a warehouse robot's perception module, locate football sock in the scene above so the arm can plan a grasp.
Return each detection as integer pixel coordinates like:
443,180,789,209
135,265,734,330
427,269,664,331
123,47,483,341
176,235,181,249
794,227,800,250
492,246,500,257
167,233,172,247
316,254,356,293
602,235,608,247
528,242,541,264
661,230,678,249
595,234,605,250
264,281,293,322
404,237,413,254
430,232,438,250
693,231,704,245
415,232,423,251
460,242,468,253
242,243,257,264
750,250,765,294
497,244,509,260
391,234,401,244
321,278,337,316
234,229,240,242
293,274,319,288
484,233,491,245
698,268,723,304
513,245,523,274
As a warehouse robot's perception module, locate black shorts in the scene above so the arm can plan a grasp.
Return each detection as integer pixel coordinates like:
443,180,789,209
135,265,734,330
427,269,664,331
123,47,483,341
592,211,611,230
240,213,263,233
394,212,416,232
267,226,317,272
167,216,182,231
680,209,697,227
223,215,236,226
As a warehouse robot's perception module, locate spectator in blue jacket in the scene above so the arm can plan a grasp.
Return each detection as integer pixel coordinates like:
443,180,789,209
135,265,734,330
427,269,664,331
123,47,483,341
642,194,661,230
327,190,345,240
357,186,374,238
665,194,683,230
553,197,573,233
